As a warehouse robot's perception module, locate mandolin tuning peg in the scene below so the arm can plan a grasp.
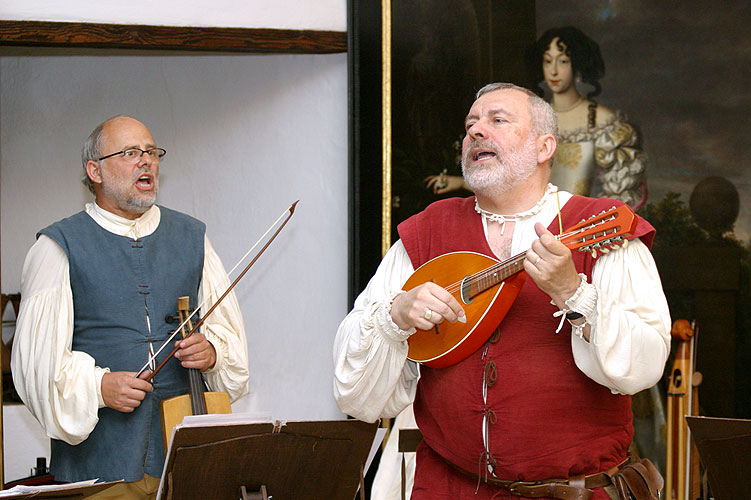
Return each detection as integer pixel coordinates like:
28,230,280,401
622,238,629,248
600,246,610,253
591,247,598,258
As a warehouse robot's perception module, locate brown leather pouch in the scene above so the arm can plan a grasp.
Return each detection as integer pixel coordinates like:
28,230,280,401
610,458,663,500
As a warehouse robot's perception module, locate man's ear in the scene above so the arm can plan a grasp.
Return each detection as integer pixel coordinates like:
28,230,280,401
85,160,103,186
537,133,557,165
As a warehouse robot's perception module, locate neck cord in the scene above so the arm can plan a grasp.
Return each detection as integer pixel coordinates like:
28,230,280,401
474,184,558,235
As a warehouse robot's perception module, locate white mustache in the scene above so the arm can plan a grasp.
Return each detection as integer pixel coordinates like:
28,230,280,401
133,168,155,182
464,139,502,164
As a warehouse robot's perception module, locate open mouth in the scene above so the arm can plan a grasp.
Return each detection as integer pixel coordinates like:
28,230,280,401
473,150,497,161
135,172,154,190
464,140,501,166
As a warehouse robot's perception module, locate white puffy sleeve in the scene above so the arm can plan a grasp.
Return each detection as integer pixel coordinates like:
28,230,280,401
333,240,420,423
11,235,105,445
571,237,671,394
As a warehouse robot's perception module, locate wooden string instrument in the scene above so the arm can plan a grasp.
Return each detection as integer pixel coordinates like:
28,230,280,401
405,204,638,368
665,319,702,500
159,296,232,453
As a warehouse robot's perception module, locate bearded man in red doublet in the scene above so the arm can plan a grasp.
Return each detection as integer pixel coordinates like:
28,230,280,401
334,83,670,500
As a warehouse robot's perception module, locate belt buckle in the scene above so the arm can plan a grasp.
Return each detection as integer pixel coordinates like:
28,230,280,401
508,478,564,495
508,481,531,496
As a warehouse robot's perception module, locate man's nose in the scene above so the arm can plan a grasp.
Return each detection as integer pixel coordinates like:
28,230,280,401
138,151,154,166
467,121,487,140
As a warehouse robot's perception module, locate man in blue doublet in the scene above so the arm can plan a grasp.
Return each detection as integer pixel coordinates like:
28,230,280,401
12,116,250,500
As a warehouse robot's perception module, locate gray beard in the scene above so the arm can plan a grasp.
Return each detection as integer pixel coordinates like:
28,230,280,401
100,168,158,215
461,138,538,196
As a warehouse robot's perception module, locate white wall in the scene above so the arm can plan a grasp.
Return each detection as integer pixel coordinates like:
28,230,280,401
0,0,346,31
0,2,350,483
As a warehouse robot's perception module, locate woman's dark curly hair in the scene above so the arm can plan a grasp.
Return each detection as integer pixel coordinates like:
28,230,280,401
526,26,605,99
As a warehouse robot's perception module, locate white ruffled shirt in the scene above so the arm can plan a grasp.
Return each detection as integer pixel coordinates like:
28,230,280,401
11,203,249,445
333,189,671,424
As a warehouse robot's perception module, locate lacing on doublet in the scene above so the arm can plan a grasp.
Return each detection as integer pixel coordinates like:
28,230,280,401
476,327,503,491
477,449,498,494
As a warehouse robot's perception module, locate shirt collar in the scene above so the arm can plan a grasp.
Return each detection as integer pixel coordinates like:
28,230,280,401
85,202,161,240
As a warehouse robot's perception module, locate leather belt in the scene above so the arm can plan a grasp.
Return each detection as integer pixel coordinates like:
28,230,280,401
446,457,630,500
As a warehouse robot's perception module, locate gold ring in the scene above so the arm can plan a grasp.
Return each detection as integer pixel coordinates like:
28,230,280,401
424,308,433,321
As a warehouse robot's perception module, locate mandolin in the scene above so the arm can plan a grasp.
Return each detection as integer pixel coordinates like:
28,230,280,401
159,296,232,453
405,205,638,368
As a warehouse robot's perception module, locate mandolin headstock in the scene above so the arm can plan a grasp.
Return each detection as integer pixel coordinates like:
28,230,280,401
559,205,638,257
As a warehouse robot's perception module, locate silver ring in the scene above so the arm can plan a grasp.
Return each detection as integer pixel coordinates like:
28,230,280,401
535,257,541,265
424,308,433,321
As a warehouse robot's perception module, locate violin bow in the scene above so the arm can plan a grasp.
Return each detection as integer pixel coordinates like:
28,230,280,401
135,200,298,380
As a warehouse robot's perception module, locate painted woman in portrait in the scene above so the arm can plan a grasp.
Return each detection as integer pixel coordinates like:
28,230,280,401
530,25,647,209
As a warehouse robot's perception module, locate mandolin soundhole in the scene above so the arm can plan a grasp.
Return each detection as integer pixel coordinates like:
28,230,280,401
460,276,473,305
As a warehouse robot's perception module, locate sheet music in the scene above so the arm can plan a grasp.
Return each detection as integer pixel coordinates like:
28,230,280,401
179,412,273,427
0,479,100,497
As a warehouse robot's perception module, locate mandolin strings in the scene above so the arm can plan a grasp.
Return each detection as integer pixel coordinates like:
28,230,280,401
439,215,620,297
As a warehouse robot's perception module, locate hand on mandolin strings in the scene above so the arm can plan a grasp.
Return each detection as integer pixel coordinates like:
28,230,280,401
524,222,584,310
390,281,467,332
174,332,217,372
101,370,153,413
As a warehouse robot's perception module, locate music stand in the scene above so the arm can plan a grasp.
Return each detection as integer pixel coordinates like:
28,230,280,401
157,419,380,500
685,416,751,500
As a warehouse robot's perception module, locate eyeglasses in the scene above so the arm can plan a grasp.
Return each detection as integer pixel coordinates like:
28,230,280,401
98,147,167,163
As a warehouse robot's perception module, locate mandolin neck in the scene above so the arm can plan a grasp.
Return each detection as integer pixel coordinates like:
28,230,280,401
463,204,635,303
466,253,526,300
465,234,578,300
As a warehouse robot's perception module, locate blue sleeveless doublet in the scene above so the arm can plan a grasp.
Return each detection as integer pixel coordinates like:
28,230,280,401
39,206,205,482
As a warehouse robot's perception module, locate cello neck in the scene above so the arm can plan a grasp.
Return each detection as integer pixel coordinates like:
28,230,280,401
178,296,208,415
